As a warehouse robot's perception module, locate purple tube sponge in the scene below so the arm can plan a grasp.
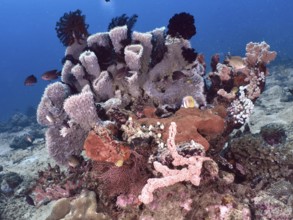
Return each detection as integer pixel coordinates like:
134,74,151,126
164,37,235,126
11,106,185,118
64,87,99,131
46,124,87,166
37,82,70,127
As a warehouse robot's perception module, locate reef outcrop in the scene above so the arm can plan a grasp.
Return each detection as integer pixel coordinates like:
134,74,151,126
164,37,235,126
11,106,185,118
33,10,280,219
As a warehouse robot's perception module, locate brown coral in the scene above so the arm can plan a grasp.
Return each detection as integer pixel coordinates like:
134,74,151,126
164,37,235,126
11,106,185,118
137,107,225,150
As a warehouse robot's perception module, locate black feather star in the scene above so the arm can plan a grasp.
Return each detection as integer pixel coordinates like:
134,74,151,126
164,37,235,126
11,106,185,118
167,12,196,40
182,47,198,63
55,9,89,47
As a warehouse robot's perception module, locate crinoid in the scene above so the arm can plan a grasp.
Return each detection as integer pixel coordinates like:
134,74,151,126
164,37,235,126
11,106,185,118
167,12,196,40
56,9,89,46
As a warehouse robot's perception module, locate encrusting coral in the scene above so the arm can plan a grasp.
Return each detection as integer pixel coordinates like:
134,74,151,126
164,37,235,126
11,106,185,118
33,9,279,219
46,190,111,220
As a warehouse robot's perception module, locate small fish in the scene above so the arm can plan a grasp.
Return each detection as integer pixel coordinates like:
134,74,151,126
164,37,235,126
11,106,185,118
67,155,80,168
26,135,33,143
25,195,35,206
41,69,60,81
225,56,245,70
24,75,37,86
45,113,54,123
181,96,199,108
231,87,239,95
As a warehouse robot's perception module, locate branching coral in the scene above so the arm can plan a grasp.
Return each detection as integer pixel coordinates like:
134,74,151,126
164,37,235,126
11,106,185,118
245,41,277,66
55,9,89,46
208,41,276,128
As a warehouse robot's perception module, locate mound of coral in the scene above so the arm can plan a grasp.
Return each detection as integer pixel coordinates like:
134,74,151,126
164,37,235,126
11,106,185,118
26,10,293,220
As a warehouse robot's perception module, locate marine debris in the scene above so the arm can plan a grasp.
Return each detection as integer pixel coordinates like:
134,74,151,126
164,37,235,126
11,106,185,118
29,10,290,219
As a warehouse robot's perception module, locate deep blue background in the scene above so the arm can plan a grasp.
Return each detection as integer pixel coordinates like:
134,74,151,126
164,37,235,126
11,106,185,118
0,0,292,121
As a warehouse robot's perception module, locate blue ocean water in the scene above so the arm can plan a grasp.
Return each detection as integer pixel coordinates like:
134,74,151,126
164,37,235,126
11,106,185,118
0,0,292,122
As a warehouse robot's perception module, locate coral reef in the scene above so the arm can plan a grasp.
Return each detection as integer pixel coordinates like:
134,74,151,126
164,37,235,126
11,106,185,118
33,9,280,219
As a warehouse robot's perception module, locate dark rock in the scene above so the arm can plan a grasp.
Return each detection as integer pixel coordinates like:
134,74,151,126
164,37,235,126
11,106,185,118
225,132,293,189
3,172,23,189
10,135,33,149
260,123,287,146
0,172,23,195
9,128,44,149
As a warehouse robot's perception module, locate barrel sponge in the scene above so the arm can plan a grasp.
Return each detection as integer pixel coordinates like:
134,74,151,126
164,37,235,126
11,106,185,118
79,50,101,78
92,71,115,102
132,31,153,73
87,32,110,47
37,82,70,127
124,44,144,71
63,88,98,131
71,63,89,89
46,124,87,166
143,68,206,106
109,25,128,53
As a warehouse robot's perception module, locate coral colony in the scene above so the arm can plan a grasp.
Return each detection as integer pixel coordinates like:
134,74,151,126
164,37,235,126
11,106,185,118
32,10,277,218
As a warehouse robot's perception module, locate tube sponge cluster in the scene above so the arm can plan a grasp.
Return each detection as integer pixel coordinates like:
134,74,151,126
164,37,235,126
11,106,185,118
37,11,276,171
37,12,206,166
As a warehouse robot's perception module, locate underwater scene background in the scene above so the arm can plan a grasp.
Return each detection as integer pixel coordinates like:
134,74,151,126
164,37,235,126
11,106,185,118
0,0,293,121
0,0,293,220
